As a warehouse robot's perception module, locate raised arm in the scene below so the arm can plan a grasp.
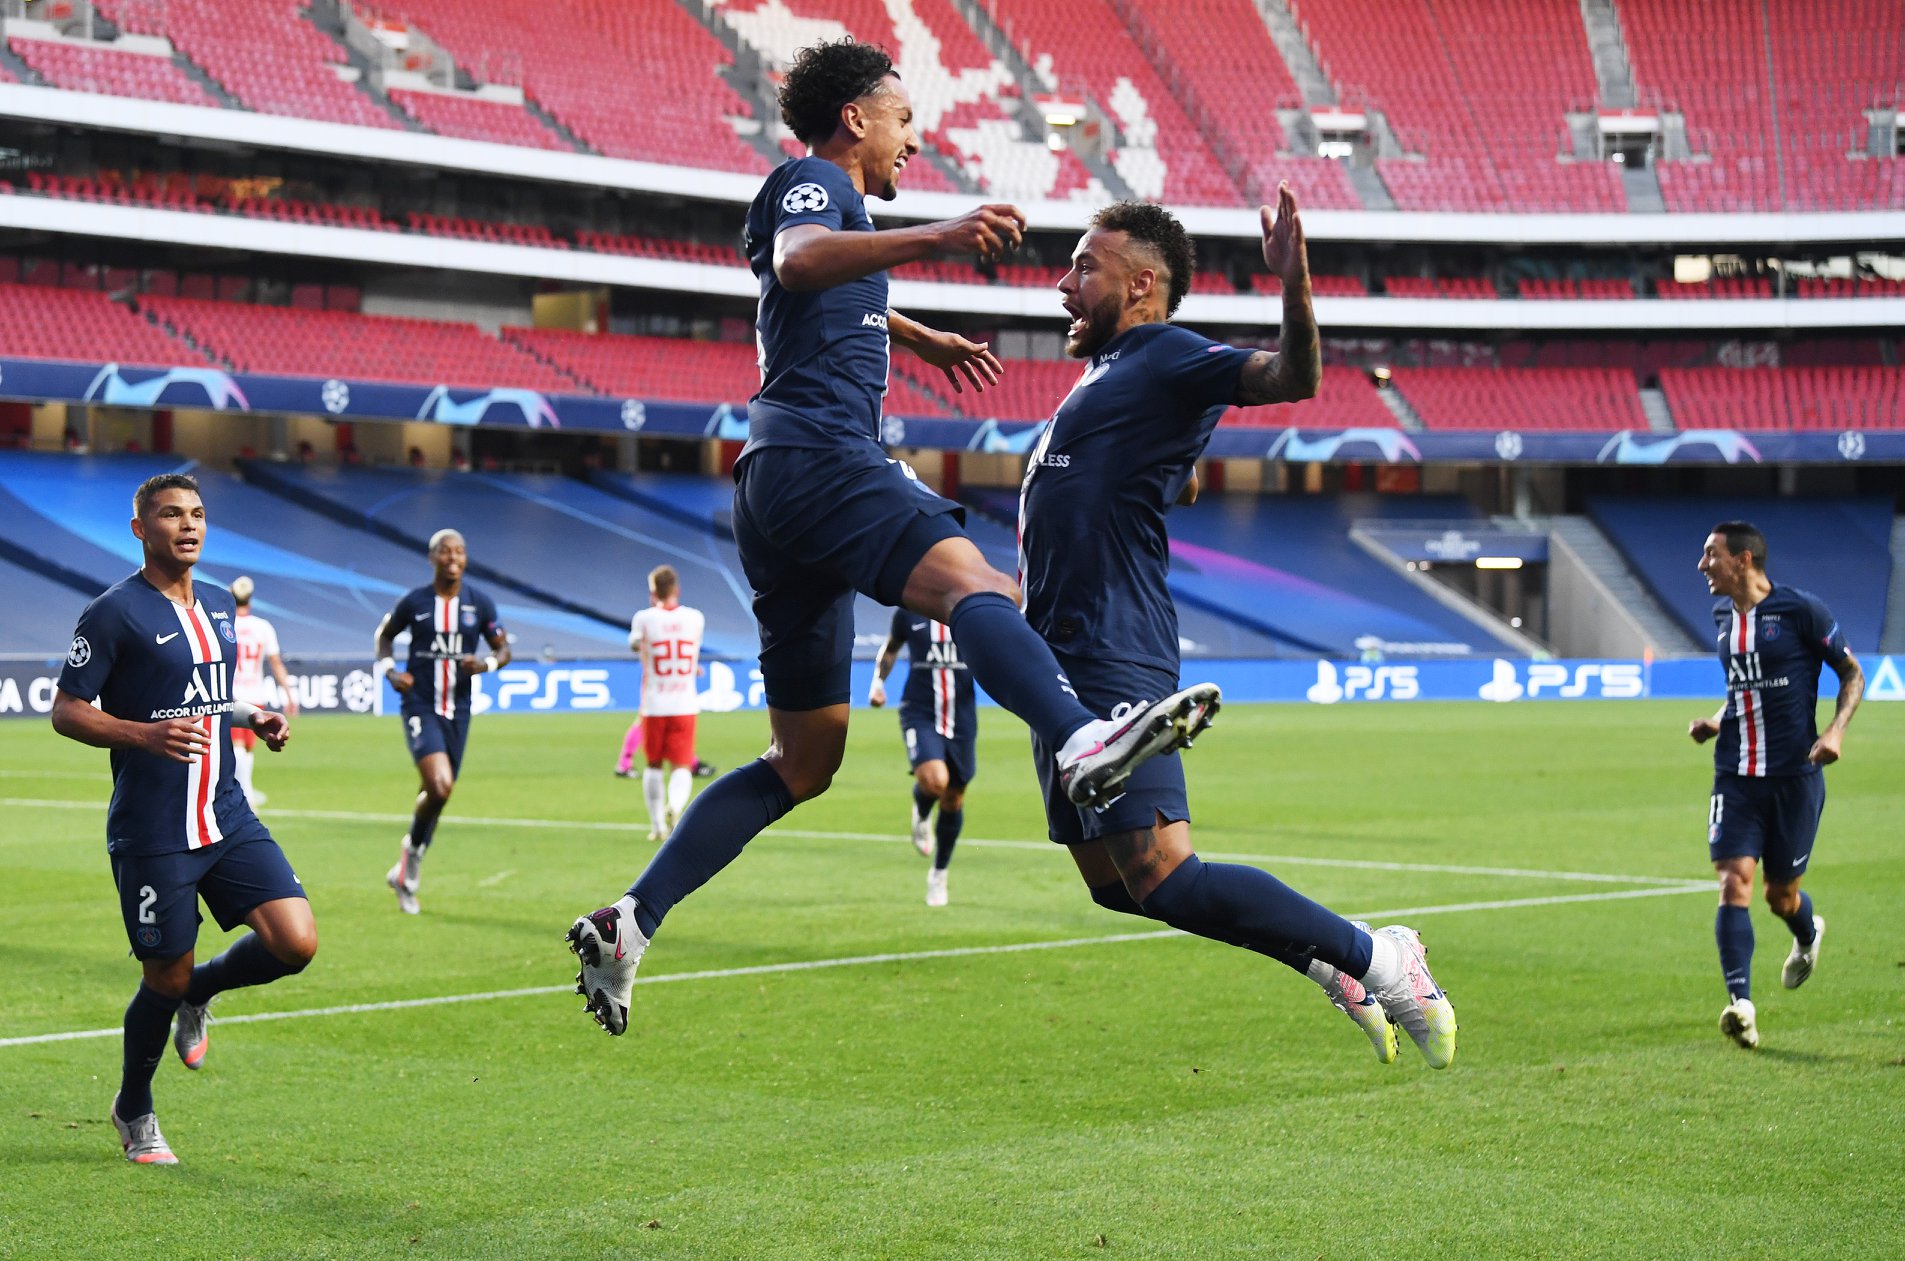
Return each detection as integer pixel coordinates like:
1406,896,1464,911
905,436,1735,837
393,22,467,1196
1234,183,1321,408
774,203,1027,293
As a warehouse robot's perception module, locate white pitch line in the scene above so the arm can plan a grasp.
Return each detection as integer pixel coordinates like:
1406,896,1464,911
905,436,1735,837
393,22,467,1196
0,883,1707,1050
0,797,1699,887
477,869,516,888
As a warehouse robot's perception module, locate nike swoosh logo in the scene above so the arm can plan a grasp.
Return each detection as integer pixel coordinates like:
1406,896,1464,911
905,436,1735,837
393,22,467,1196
613,938,625,961
414,613,432,621
155,632,179,645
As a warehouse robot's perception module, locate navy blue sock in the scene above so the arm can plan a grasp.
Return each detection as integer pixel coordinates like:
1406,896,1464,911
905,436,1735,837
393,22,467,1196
184,932,304,1007
628,759,794,937
932,806,962,870
1717,904,1754,1001
119,983,182,1119
409,807,440,854
1781,891,1816,945
912,785,936,823
946,592,1094,749
1140,855,1370,977
1089,881,1148,918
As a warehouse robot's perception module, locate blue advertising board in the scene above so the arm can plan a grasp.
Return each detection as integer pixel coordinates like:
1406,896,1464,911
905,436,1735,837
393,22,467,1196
4,654,1896,720
4,356,1899,464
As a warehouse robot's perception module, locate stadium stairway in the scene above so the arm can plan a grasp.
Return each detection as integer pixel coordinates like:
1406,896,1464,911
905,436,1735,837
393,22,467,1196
1545,515,1703,654
1587,496,1896,652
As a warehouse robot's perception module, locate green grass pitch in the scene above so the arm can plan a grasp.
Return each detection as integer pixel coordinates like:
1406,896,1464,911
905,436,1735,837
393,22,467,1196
2,700,1901,1260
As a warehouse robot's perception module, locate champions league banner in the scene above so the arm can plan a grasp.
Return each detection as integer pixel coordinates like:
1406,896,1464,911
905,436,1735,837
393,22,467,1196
3,356,1899,464
4,654,1897,719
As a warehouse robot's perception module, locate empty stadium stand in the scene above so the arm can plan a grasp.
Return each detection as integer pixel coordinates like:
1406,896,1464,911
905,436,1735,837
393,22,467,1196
1113,0,1362,209
1658,366,1905,429
238,463,770,657
0,282,200,367
1142,491,1517,655
1395,366,1650,430
1222,368,1397,430
1287,0,1623,212
364,0,768,169
7,35,216,108
142,297,578,392
93,0,403,130
386,87,572,151
1588,495,1895,649
0,553,94,655
0,452,627,657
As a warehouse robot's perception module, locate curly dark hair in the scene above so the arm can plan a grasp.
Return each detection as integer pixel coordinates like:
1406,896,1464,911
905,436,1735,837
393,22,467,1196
778,39,898,145
1090,201,1196,316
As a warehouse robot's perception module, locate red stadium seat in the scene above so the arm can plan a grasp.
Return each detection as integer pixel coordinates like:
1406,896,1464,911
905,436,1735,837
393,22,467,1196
1395,366,1646,429
0,282,199,367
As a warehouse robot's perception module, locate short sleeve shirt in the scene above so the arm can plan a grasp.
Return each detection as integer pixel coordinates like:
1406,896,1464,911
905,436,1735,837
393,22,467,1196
58,574,257,855
384,583,503,721
1711,582,1852,777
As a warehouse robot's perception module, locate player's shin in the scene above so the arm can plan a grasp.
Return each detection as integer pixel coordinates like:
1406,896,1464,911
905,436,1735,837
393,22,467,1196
119,983,182,1119
184,932,305,1006
945,592,1095,748
625,758,794,938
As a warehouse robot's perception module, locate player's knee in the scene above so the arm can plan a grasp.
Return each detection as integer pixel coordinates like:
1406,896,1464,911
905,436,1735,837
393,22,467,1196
916,764,948,798
142,955,193,999
1764,884,1800,917
1716,870,1753,905
279,928,318,972
425,774,454,805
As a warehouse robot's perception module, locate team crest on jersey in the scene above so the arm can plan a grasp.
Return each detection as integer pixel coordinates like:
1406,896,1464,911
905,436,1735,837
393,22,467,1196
462,607,477,628
782,182,829,214
68,635,91,667
1761,622,1781,641
137,926,161,948
219,620,237,643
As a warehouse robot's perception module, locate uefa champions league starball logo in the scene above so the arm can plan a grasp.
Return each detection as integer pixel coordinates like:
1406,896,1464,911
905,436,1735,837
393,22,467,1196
782,182,830,214
67,635,90,668
340,670,378,714
321,379,351,414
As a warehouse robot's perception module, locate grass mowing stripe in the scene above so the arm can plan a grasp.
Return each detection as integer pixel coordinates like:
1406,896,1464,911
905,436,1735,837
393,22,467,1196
0,797,1697,885
0,883,1706,1050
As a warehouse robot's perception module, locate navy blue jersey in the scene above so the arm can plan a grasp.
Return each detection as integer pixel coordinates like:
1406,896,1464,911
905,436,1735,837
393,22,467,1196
1018,322,1251,671
385,583,503,721
742,156,890,455
889,608,974,735
1710,582,1851,777
59,573,257,856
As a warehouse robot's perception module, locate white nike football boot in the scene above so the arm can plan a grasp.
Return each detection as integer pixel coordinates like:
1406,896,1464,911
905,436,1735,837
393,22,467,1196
1366,926,1457,1069
567,895,648,1036
1781,916,1824,990
1057,684,1221,809
1311,923,1399,1064
385,837,421,915
110,1093,178,1165
173,997,212,1070
1720,997,1759,1049
925,867,949,907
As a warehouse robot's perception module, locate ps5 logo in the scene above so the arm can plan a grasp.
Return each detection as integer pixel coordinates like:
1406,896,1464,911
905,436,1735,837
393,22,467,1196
1307,660,1420,704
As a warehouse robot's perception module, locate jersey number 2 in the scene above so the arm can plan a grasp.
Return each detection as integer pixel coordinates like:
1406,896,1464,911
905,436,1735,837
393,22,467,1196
137,885,157,924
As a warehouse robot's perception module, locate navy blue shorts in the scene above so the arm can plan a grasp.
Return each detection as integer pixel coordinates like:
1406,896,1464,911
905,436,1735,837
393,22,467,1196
899,703,978,787
403,708,470,776
109,828,306,961
1031,654,1188,846
1708,771,1825,882
733,443,965,711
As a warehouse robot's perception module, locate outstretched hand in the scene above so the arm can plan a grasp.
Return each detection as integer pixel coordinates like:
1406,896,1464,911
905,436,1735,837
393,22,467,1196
1261,182,1307,286
909,329,1003,395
